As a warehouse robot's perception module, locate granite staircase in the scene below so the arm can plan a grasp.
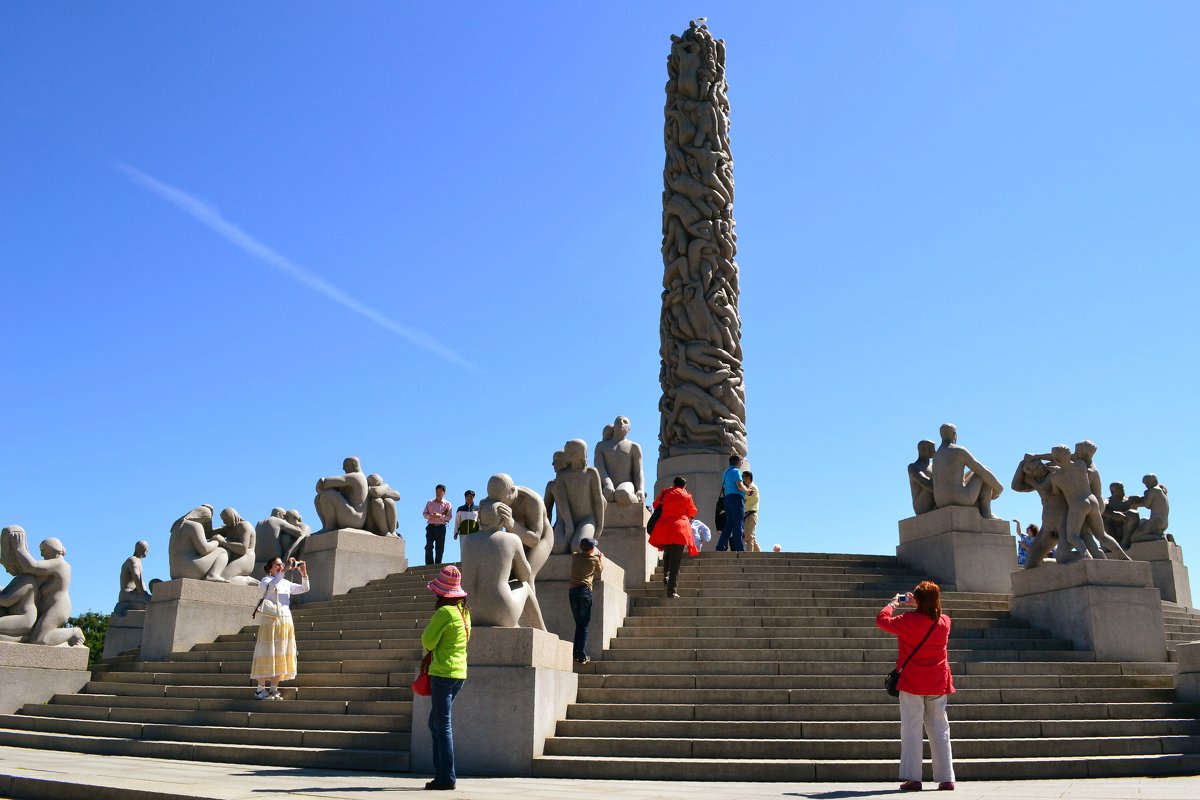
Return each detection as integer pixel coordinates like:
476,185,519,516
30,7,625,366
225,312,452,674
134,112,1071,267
534,552,1200,781
1164,602,1200,655
0,565,447,770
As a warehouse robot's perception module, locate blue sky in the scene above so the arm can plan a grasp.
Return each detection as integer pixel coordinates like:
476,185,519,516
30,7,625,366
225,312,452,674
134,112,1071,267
2,2,1197,614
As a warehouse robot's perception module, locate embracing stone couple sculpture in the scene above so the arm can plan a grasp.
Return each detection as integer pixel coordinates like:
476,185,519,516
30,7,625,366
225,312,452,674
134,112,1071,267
907,423,1004,519
0,526,85,647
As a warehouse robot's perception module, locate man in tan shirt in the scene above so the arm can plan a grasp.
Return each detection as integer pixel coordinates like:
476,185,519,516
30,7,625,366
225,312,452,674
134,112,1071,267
569,537,603,664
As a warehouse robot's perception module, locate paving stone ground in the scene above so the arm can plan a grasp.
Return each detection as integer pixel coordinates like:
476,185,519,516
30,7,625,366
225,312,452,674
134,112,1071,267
1,746,1197,800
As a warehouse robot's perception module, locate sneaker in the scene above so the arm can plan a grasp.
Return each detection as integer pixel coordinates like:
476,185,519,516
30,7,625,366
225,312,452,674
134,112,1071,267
938,782,955,791
254,689,270,700
424,780,455,790
574,656,591,665
900,781,922,791
269,689,283,700
669,591,681,598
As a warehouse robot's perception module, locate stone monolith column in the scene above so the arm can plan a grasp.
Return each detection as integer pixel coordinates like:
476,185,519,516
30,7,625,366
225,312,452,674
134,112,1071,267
656,19,747,531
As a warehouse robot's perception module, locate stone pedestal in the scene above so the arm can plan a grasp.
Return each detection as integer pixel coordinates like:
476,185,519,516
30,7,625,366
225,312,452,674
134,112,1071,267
295,529,408,604
410,627,577,777
1175,641,1200,702
102,609,146,659
657,453,728,535
142,579,262,661
1010,560,1167,662
0,642,90,714
1129,539,1192,608
537,553,628,660
598,503,660,590
896,506,1015,593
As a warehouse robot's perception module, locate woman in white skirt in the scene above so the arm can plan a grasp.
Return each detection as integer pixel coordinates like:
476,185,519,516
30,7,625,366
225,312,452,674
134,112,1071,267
251,556,308,700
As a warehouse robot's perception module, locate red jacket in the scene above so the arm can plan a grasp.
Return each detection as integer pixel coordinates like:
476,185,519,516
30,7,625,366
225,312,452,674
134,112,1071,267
875,605,955,696
649,487,698,552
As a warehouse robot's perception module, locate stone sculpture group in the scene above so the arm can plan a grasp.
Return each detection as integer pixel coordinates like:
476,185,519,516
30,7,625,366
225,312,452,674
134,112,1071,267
906,423,1173,570
314,456,401,537
0,526,84,646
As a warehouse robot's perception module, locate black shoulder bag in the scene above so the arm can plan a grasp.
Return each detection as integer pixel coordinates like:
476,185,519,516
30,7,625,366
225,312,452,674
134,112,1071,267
646,493,663,535
885,616,938,697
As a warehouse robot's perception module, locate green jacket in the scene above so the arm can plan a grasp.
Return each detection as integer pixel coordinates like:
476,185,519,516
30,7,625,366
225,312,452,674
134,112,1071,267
421,602,471,679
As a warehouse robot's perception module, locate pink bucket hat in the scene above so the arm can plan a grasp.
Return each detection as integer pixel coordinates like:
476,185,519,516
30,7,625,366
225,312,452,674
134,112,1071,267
428,565,467,598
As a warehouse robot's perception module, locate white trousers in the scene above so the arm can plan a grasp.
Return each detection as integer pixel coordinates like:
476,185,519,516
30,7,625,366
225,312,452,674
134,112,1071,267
899,690,955,783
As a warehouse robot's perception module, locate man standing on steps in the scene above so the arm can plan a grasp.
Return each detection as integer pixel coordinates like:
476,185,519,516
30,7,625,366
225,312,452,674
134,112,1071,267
742,471,760,553
716,455,754,552
423,484,453,565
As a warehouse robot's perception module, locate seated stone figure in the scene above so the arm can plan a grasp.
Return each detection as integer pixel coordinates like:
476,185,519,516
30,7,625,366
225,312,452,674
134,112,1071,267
907,439,936,515
0,530,38,641
314,456,369,533
546,439,606,554
213,508,258,585
594,416,646,506
1103,482,1141,547
486,473,554,600
168,505,230,582
459,500,544,629
931,423,1003,518
282,509,311,559
113,540,152,616
0,526,85,646
1127,474,1170,546
254,508,289,564
365,474,401,537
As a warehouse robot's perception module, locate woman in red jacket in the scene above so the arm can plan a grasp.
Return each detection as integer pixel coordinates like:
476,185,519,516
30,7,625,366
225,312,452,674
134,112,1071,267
875,579,956,792
650,476,698,598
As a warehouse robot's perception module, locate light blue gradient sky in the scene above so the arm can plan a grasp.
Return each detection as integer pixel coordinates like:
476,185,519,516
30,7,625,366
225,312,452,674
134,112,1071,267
2,2,1197,614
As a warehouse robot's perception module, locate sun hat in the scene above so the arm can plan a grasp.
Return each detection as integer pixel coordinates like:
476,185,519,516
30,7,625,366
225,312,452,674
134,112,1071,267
427,565,467,598
578,537,597,551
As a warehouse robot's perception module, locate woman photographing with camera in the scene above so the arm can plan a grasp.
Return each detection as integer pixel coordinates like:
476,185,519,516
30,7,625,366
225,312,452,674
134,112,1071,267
876,579,956,791
251,556,309,700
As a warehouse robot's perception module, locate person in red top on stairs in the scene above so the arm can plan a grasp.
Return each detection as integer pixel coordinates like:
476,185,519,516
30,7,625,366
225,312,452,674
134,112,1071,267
876,579,956,792
649,476,698,598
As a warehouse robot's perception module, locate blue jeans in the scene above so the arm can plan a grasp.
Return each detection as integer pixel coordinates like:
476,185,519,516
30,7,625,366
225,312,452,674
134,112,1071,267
568,585,593,660
717,493,745,551
428,675,464,786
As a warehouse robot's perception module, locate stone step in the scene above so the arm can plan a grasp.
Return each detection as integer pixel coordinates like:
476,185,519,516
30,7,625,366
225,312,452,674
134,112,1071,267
594,645,1081,662
573,656,1099,676
531,753,1200,781
53,693,410,716
99,655,413,673
0,728,409,772
572,687,1174,706
563,701,1199,722
90,671,409,689
82,681,407,701
627,604,1011,618
0,713,407,751
21,702,408,731
553,716,1200,740
542,733,1200,759
604,636,1064,651
192,637,421,653
628,590,1010,604
575,673,1174,690
621,608,1013,622
611,625,1050,640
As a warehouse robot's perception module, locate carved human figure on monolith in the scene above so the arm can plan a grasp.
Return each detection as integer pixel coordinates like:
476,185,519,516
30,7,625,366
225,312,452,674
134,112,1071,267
313,456,369,533
0,526,85,646
547,439,607,554
486,473,553,587
113,540,152,616
1127,474,1170,546
459,500,544,629
907,440,936,515
169,505,231,582
594,416,646,506
365,474,401,537
214,508,259,585
931,423,1003,518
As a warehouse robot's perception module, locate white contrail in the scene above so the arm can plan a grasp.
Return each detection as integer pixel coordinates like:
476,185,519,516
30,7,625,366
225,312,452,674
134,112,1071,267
116,162,476,371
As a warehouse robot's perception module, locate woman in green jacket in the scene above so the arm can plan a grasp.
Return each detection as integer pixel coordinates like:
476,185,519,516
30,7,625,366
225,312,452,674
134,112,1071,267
421,564,471,791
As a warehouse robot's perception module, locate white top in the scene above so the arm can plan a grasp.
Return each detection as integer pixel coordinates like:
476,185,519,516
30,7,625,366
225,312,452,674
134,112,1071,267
258,575,309,610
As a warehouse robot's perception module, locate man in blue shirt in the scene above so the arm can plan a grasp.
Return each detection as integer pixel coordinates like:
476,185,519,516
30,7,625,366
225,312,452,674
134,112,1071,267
717,455,754,552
